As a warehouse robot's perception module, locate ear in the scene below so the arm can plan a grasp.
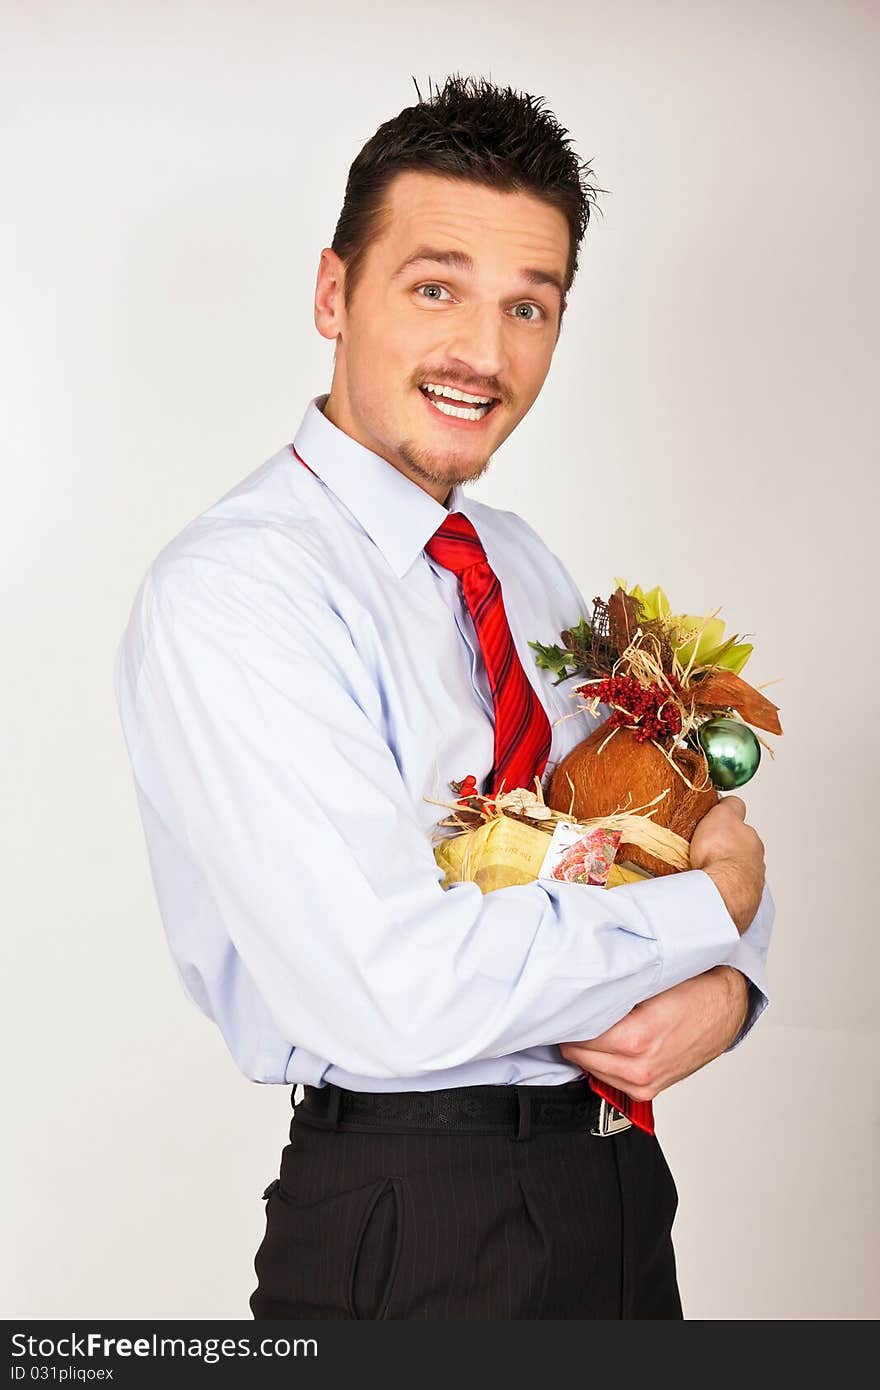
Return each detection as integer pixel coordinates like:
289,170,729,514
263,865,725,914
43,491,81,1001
314,248,346,342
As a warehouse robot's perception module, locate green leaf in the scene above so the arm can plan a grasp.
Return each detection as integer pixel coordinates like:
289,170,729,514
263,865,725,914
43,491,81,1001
672,617,727,668
641,584,671,619
711,641,753,674
565,616,595,647
528,639,576,682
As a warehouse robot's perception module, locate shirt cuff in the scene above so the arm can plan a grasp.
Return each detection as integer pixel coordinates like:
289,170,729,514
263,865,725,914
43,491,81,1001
722,936,770,1051
611,866,741,995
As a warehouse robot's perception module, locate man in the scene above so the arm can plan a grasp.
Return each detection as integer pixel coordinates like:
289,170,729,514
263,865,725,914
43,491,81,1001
114,75,772,1320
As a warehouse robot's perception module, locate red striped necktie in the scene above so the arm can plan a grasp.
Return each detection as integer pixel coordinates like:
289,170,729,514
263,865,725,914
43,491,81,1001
424,511,551,799
426,510,654,1138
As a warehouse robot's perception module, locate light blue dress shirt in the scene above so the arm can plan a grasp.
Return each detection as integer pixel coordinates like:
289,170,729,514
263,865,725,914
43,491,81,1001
113,393,773,1091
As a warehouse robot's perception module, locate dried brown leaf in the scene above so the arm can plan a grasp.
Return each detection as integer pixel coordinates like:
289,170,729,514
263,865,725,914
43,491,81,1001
690,669,783,734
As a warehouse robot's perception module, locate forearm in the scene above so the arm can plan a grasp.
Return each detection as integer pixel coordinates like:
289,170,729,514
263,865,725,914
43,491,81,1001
714,964,751,1047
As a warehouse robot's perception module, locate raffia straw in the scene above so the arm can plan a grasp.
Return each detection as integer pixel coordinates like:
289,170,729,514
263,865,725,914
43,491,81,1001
552,704,597,728
551,771,689,867
426,781,573,839
596,722,621,756
648,737,714,792
427,778,690,871
564,771,576,819
461,833,474,883
578,810,690,870
677,607,724,687
560,778,674,821
754,731,776,759
549,777,689,867
557,774,682,828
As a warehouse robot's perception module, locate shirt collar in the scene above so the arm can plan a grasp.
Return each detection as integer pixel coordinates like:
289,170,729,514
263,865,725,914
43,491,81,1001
291,394,469,579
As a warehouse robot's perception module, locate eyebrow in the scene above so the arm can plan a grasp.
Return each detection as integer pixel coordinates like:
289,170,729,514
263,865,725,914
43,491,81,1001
391,245,565,299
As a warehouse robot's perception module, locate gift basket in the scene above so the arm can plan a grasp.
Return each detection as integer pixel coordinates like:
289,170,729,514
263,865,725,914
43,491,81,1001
431,580,782,890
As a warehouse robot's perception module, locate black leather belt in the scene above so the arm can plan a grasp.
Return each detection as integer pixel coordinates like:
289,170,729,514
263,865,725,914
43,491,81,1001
294,1078,631,1140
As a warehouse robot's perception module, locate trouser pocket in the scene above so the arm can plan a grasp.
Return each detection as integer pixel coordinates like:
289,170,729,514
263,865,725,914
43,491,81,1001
250,1174,405,1320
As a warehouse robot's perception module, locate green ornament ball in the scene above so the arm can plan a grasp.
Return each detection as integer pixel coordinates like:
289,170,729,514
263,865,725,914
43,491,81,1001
697,717,761,790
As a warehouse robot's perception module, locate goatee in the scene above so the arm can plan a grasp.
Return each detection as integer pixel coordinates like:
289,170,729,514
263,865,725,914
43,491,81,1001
397,439,494,491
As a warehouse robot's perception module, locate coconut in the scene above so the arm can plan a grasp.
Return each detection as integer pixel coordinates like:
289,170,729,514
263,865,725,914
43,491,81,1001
546,720,717,877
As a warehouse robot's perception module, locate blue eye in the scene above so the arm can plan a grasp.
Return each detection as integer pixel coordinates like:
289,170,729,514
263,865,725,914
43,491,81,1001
414,285,544,321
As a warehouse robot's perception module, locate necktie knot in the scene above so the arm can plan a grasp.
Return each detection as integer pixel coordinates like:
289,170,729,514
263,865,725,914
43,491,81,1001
424,512,487,578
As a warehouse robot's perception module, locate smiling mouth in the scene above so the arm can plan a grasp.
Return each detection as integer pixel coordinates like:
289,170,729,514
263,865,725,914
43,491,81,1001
418,383,501,423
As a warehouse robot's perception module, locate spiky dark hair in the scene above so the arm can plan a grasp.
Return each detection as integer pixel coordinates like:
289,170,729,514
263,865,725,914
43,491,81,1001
330,73,605,324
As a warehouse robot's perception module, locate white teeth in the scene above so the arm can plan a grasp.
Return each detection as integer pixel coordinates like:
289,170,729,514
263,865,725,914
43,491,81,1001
422,382,493,405
425,394,491,421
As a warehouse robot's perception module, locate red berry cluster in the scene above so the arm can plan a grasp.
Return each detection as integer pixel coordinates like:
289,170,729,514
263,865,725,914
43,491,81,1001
577,674,683,744
452,773,499,814
454,773,479,806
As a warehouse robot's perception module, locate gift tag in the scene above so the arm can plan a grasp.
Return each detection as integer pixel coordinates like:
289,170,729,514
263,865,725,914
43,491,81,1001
537,822,622,888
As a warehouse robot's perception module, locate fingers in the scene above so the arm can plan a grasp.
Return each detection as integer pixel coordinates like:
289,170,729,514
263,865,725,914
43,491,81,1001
719,795,747,819
563,1048,658,1101
559,1044,625,1084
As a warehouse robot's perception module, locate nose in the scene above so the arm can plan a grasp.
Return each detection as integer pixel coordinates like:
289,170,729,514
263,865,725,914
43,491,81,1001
443,300,509,390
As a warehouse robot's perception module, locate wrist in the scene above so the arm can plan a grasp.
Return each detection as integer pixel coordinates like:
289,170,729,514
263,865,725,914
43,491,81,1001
703,861,756,935
716,964,750,1043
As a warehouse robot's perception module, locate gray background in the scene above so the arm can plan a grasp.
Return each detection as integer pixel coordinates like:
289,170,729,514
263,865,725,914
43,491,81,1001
3,0,877,1319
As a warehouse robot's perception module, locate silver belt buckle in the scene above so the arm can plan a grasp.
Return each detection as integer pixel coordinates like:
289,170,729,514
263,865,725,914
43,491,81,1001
590,1097,633,1137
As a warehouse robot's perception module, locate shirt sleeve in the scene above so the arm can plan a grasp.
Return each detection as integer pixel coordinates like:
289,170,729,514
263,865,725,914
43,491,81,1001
115,553,744,1081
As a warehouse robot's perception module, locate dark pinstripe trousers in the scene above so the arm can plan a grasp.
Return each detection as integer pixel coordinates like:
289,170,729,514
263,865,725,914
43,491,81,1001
249,1088,683,1320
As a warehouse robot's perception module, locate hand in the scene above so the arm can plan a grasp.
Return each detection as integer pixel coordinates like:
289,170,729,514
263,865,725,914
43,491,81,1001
689,794,765,935
559,966,750,1101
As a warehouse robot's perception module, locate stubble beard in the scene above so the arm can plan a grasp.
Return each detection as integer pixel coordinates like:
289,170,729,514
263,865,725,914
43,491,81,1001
396,437,495,493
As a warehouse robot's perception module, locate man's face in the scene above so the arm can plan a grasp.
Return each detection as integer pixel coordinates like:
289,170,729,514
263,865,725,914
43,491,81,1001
315,170,570,503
